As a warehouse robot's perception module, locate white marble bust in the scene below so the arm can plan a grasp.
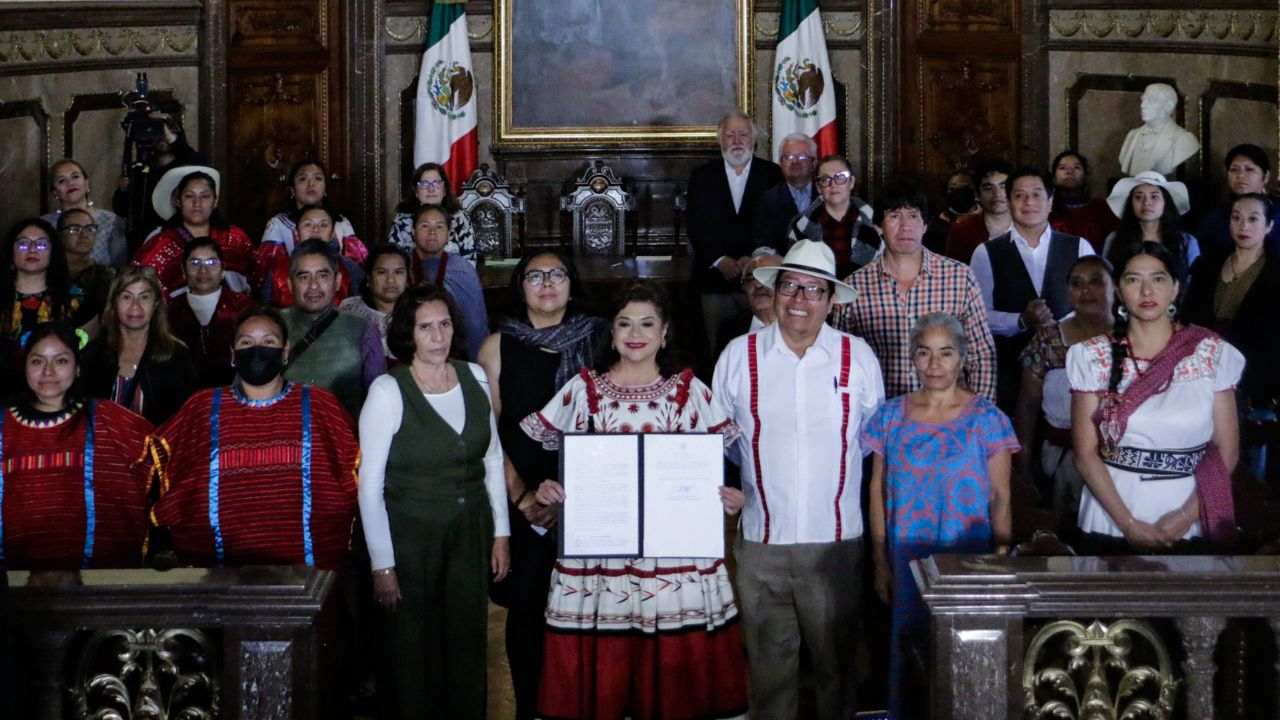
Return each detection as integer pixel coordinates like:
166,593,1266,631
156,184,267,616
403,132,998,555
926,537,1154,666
1118,83,1200,176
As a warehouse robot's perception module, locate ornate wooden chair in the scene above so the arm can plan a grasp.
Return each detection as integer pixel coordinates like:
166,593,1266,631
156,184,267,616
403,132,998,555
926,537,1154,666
560,160,633,256
458,163,524,259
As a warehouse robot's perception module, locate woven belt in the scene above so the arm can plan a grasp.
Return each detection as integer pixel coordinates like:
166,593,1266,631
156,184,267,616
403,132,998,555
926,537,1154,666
1103,444,1206,480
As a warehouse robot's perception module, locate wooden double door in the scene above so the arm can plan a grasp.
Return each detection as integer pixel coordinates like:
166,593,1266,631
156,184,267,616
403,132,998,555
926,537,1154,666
896,0,1043,190
220,0,347,241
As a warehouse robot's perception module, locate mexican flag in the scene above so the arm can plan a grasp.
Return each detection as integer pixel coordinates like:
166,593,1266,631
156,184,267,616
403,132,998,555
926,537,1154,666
771,0,838,158
414,0,478,195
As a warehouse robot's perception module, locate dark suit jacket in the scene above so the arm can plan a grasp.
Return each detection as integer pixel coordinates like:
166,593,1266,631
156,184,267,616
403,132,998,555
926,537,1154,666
686,157,784,294
1182,247,1280,409
754,181,817,251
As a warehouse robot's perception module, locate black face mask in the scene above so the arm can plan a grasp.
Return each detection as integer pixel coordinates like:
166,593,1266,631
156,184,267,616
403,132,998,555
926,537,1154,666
233,346,285,386
947,187,976,214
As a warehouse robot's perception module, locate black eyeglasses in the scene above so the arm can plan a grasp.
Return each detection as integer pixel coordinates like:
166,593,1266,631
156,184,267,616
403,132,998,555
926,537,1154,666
776,280,828,301
60,223,99,236
523,268,569,287
815,172,853,188
187,257,223,268
416,179,446,190
15,239,51,252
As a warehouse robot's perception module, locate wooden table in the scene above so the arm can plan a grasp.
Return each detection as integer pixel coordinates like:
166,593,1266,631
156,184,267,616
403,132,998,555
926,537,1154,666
479,255,692,290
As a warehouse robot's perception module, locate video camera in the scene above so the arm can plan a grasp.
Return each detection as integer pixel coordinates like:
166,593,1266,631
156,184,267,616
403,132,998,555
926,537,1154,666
120,72,171,146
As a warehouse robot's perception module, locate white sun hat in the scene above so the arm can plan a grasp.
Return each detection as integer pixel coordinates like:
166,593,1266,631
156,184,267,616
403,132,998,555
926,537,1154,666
1106,170,1191,219
752,240,857,304
152,165,221,221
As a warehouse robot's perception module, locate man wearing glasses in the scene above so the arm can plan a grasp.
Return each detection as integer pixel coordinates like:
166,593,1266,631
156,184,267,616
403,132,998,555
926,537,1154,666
754,133,820,252
686,111,784,358
713,240,884,720
167,237,255,387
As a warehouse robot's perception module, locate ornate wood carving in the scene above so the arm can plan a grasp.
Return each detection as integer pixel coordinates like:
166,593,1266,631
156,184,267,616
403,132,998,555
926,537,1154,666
922,0,1016,33
226,71,326,233
920,58,1016,176
230,1,326,49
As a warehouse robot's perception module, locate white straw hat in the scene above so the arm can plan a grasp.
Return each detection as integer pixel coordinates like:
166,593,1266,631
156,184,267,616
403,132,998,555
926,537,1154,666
152,165,221,220
1106,170,1190,219
752,240,857,304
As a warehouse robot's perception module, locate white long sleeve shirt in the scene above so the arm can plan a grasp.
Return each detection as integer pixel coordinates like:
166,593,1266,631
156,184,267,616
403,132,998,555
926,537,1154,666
358,364,510,571
969,225,1094,336
713,322,885,544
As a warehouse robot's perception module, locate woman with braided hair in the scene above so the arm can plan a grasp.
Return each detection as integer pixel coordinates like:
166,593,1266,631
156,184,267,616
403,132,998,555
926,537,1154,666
1067,241,1243,553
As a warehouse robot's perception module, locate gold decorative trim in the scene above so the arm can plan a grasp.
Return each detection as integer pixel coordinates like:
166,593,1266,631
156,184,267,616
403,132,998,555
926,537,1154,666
755,12,863,41
1049,10,1277,44
384,15,492,45
0,27,198,64
1023,619,1179,719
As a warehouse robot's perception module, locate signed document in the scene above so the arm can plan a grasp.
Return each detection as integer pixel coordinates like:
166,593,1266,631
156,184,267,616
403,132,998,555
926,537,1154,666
561,434,641,557
560,433,725,559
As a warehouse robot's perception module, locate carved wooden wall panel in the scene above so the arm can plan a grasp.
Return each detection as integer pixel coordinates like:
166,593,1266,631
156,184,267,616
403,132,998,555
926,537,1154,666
230,1,327,50
226,71,327,233
223,0,344,239
919,58,1018,184
901,0,1031,198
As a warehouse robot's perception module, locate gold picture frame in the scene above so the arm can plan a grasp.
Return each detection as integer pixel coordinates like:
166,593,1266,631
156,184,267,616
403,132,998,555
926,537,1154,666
494,0,753,146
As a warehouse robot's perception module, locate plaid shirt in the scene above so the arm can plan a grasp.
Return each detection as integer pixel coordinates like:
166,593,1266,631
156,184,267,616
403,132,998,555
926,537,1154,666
831,248,997,400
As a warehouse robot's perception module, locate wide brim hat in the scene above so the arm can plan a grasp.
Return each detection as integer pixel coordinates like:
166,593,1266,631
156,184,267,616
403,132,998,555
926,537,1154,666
152,165,221,221
752,240,857,304
1106,170,1190,219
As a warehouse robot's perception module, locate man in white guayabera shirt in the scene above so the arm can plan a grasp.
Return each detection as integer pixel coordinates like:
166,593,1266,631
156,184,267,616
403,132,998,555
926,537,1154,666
713,239,884,720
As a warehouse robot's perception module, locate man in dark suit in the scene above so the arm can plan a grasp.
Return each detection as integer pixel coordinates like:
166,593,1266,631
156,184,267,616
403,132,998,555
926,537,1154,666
754,133,819,252
687,111,785,349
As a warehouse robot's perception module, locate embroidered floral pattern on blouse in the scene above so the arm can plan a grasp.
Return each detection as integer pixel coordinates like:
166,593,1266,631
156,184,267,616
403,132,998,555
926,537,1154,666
1078,332,1225,391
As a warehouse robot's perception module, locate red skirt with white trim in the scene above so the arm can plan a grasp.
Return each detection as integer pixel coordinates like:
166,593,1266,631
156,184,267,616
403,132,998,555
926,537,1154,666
538,557,748,720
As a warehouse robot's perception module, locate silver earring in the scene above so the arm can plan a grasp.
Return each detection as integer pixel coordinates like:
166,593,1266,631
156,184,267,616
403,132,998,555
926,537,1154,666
1167,304,1177,320
1118,306,1128,320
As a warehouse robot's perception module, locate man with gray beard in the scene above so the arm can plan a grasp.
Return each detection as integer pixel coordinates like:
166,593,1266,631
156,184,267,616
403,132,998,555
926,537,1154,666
686,111,784,354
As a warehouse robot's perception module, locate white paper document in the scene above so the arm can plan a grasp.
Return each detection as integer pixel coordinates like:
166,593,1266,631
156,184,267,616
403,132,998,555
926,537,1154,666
562,434,641,557
560,433,724,559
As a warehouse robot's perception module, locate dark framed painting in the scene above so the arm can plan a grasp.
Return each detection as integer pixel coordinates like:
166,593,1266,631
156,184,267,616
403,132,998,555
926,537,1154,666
494,0,753,145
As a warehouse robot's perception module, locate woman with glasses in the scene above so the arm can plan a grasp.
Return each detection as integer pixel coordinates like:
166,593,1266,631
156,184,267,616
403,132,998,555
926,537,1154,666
387,162,477,266
56,208,117,326
476,250,606,720
132,166,255,298
3,219,87,342
41,158,129,266
82,267,197,425
167,237,256,387
792,155,880,278
408,204,488,360
521,282,748,720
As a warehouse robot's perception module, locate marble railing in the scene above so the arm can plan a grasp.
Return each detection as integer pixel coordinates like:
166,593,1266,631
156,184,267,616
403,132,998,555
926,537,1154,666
4,566,337,720
917,554,1280,719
